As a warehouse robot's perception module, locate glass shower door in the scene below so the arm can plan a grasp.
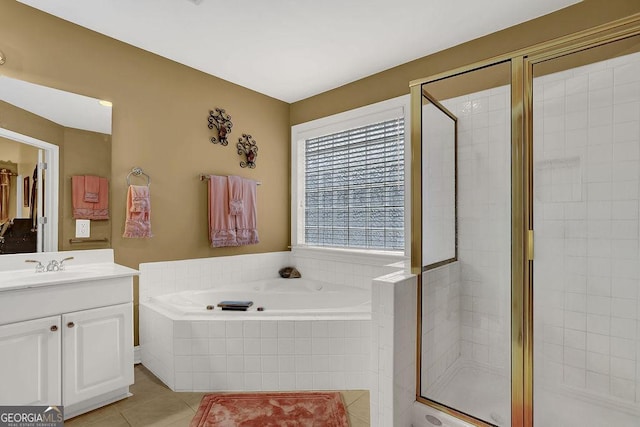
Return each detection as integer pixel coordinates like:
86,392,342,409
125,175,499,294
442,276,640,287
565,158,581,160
419,61,513,426
532,35,640,426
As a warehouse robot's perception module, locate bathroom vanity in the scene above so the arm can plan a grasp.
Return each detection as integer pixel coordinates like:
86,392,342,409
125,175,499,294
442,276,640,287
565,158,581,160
0,249,138,419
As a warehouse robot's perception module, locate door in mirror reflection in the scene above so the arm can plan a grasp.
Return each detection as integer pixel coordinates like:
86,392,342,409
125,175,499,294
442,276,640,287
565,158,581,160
420,61,512,426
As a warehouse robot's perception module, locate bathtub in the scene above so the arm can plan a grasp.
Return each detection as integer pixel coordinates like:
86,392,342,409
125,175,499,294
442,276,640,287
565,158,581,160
148,278,371,319
140,277,372,392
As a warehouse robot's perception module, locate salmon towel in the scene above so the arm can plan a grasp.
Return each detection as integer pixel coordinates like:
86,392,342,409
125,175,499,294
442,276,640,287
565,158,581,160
208,175,237,247
122,184,152,238
72,175,109,220
235,178,259,245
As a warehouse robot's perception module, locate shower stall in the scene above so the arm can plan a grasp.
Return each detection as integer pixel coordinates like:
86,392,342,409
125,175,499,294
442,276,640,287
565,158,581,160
413,16,640,427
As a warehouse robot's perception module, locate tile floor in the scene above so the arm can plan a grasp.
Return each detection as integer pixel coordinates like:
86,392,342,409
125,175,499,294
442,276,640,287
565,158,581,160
64,365,370,426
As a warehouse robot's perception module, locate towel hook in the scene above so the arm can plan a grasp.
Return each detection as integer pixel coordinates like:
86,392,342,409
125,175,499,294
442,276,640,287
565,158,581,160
126,167,151,186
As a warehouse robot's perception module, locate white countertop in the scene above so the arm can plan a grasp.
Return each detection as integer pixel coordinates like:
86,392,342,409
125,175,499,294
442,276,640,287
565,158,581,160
0,249,138,292
0,263,139,292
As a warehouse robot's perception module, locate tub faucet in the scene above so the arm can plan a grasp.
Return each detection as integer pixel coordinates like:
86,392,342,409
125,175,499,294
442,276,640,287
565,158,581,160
25,259,45,273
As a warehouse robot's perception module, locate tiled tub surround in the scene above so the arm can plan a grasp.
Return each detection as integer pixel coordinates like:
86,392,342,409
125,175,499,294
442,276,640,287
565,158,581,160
140,250,403,393
533,50,640,421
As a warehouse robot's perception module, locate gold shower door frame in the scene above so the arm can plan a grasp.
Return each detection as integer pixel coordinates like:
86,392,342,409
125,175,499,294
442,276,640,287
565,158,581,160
411,13,640,427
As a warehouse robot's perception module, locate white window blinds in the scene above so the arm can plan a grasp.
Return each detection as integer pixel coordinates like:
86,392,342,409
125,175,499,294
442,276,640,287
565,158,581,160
303,117,405,251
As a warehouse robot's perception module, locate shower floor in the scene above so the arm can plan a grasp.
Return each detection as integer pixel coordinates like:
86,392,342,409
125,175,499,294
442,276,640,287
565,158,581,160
427,363,640,427
426,364,511,426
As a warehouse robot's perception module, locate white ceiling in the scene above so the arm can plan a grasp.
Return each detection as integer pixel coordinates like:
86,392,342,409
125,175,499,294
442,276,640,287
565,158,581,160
18,0,580,103
0,76,112,134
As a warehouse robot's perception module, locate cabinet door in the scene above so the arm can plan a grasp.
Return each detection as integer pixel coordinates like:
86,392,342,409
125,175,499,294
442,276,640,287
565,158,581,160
63,303,133,406
0,316,61,405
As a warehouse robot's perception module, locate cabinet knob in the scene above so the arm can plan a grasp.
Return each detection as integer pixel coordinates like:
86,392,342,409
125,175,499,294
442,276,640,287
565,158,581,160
50,325,58,332
67,322,75,328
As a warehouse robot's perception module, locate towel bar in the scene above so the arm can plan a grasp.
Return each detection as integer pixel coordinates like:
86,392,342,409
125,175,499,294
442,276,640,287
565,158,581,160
69,238,109,244
199,174,261,185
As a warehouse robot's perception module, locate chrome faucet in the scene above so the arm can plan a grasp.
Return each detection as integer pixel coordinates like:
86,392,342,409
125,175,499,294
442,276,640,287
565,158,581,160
46,260,60,272
25,256,74,273
58,257,74,270
25,259,45,273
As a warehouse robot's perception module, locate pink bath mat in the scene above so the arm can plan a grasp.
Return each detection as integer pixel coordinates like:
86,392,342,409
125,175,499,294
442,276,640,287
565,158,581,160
190,391,350,427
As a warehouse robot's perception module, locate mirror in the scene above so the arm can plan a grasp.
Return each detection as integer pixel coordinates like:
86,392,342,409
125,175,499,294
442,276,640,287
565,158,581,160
0,76,112,254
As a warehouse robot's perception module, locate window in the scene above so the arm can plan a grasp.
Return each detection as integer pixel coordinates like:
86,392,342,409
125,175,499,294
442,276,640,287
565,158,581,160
291,96,410,253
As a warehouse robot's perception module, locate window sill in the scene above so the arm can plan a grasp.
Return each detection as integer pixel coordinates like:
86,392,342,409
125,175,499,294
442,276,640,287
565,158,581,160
290,245,408,267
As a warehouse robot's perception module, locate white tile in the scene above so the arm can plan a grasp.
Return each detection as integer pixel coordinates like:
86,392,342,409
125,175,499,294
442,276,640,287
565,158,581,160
261,338,278,355
210,372,228,391
611,377,636,402
295,373,313,390
294,322,312,338
564,347,586,369
261,321,278,338
226,338,243,355
243,321,261,338
565,329,586,350
244,355,261,373
610,337,636,360
294,338,312,355
586,314,610,335
563,366,586,390
209,355,227,372
227,355,244,372
611,356,635,379
278,321,294,337
174,322,191,339
192,373,209,391
226,322,243,338
209,338,227,355
277,338,295,355
278,373,296,389
261,355,278,373
587,351,610,374
191,322,208,338
612,298,637,319
586,371,610,394
175,373,193,391
244,338,261,355
587,333,610,354
175,356,192,373
209,322,226,338
262,373,279,391
278,355,295,373
611,317,636,339
192,356,209,372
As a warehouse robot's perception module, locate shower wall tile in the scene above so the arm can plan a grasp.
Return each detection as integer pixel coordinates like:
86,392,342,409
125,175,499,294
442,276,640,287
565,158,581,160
534,50,640,407
442,86,512,378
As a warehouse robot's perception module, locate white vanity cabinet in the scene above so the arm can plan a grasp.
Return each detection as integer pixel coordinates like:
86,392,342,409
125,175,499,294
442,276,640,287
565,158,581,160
0,316,62,406
0,249,138,419
63,302,133,406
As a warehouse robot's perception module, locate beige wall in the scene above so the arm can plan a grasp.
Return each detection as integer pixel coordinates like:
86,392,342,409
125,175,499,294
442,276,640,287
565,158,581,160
61,128,112,251
290,0,640,125
0,0,291,342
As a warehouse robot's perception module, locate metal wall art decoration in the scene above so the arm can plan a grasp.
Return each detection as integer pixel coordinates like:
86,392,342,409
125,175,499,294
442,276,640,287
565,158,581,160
237,134,258,168
207,108,233,146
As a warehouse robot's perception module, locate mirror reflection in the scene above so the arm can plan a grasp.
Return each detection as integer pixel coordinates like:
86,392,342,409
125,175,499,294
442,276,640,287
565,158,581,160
0,76,112,254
